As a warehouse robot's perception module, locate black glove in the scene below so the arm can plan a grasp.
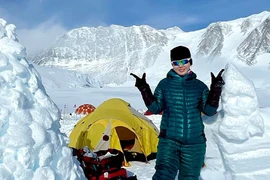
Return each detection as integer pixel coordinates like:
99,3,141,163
130,73,155,106
210,69,225,88
130,73,148,91
207,69,225,108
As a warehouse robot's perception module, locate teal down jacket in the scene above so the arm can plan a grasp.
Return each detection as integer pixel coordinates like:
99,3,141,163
147,69,217,144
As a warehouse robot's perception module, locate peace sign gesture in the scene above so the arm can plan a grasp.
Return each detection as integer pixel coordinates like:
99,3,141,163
210,69,225,88
130,73,147,89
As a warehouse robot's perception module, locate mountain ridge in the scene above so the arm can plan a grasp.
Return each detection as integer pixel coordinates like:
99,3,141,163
30,11,270,85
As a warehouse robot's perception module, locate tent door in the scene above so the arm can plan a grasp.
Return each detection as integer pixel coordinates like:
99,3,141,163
115,126,136,150
115,126,147,162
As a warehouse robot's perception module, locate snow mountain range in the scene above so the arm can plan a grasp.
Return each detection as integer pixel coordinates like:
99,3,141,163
30,11,270,85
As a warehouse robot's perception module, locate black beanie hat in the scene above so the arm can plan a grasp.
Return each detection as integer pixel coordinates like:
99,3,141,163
170,46,192,65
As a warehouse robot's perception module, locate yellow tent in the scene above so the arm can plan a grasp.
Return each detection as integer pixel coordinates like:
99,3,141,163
69,98,159,166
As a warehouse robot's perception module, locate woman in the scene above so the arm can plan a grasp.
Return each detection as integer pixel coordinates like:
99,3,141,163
130,46,224,180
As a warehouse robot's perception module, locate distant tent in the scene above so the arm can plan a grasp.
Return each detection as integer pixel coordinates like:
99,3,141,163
144,109,163,116
75,104,96,115
69,98,159,166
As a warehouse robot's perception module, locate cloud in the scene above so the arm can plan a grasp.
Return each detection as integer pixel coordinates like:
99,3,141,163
16,17,68,56
143,12,200,30
0,7,19,25
0,7,8,17
1,2,66,56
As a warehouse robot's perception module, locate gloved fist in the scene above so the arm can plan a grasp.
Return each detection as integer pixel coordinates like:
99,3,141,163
130,73,148,90
210,69,225,88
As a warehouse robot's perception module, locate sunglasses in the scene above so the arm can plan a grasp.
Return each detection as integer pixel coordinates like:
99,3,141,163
171,58,191,66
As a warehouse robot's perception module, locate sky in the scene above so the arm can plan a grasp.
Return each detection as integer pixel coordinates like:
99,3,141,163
1,17,270,180
1,0,270,30
0,0,270,56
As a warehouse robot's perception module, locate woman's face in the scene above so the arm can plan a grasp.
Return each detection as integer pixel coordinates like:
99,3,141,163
171,59,191,76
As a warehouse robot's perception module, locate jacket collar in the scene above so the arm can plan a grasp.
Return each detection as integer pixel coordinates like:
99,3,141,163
167,69,197,81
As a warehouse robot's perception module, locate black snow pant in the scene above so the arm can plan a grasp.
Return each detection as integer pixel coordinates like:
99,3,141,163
152,137,206,180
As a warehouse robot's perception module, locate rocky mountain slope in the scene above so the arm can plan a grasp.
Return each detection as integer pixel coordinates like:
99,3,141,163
30,11,270,85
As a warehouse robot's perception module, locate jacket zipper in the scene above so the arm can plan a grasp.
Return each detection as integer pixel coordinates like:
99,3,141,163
183,80,187,143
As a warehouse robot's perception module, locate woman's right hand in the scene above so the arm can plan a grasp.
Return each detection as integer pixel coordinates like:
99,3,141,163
130,73,148,90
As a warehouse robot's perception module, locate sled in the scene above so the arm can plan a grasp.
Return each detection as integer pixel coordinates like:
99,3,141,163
89,168,127,180
75,147,128,180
